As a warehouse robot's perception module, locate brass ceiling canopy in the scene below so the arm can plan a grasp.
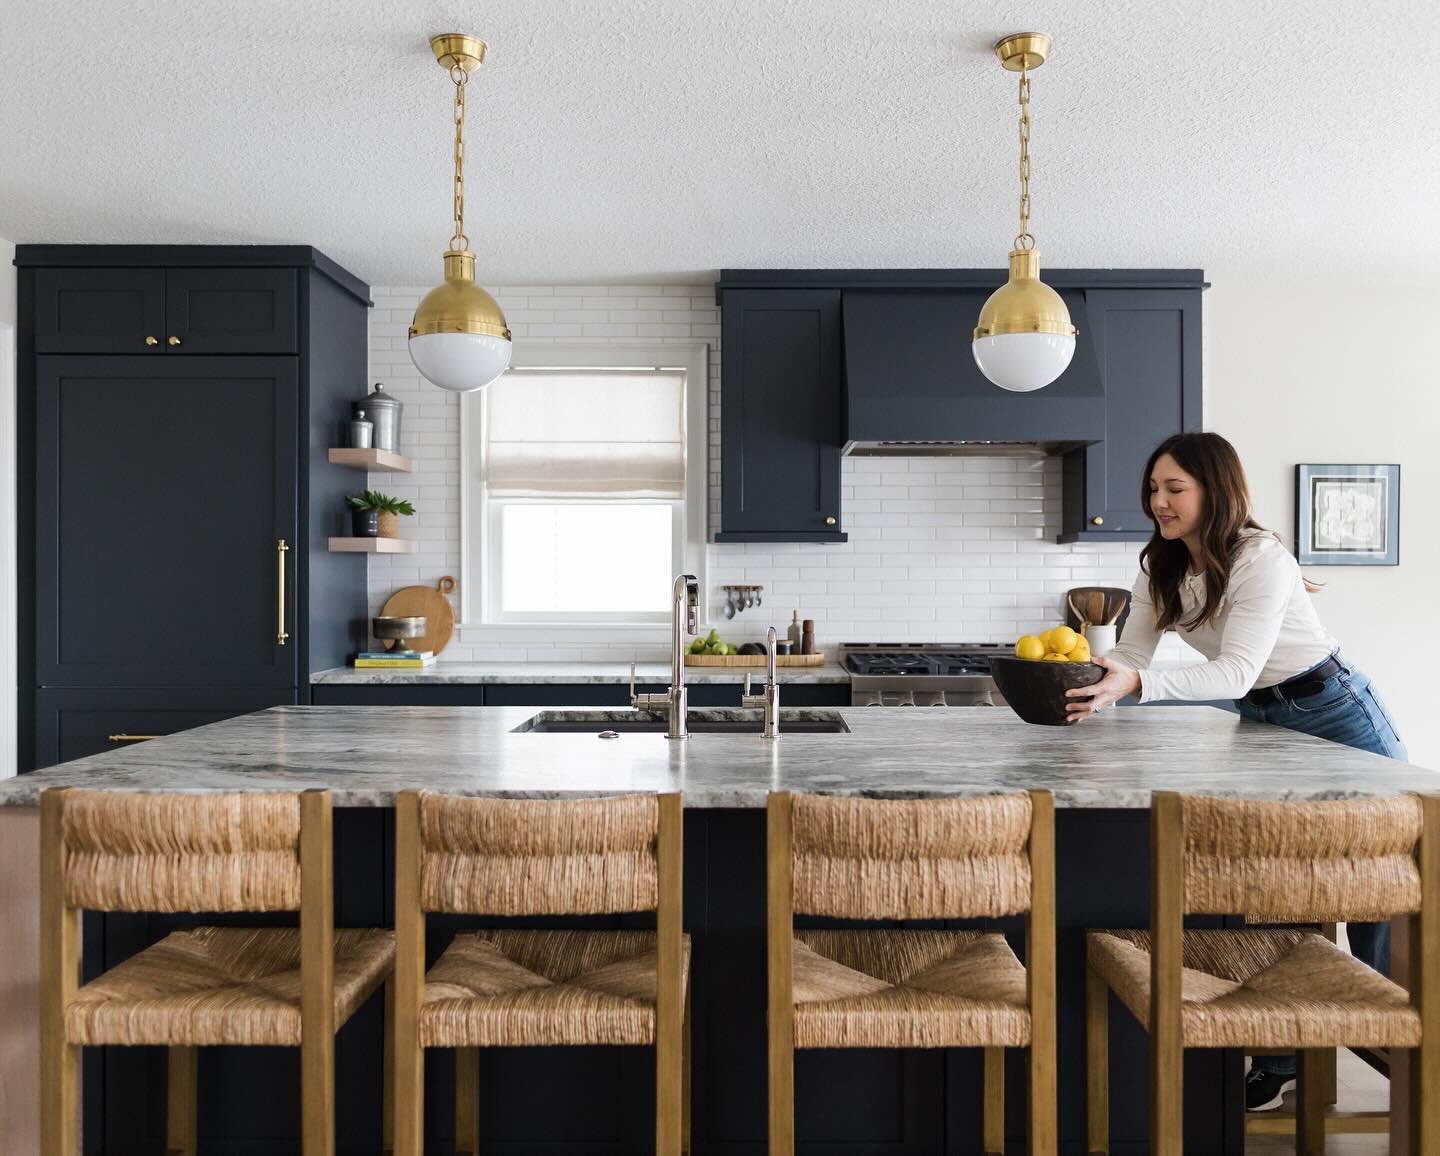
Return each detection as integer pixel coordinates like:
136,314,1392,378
994,32,1051,72
430,33,486,73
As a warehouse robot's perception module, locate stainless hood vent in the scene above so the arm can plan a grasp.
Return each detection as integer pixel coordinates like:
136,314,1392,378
843,291,1104,451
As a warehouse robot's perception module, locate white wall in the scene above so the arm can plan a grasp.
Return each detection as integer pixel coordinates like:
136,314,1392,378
1207,283,1439,770
1,236,16,777
365,284,1138,661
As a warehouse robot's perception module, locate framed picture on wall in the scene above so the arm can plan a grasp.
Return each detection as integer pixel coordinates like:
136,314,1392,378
1295,463,1400,566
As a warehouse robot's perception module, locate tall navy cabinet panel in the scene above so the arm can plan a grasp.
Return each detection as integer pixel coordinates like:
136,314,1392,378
17,246,371,771
715,288,846,542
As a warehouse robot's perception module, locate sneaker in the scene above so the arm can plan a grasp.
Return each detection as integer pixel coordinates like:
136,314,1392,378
1245,1068,1296,1111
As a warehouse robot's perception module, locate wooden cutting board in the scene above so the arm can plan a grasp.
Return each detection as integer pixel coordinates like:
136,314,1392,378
686,652,826,667
379,576,457,656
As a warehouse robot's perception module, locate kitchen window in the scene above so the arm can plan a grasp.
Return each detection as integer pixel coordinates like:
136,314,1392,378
461,344,708,627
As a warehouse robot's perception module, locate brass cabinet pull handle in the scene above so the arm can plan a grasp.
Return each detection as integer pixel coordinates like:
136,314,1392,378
825,516,837,526
276,538,290,645
1091,515,1105,526
108,733,164,742
144,336,159,346
167,336,182,346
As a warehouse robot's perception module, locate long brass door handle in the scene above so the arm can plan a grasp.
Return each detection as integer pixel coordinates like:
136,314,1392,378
108,733,164,742
276,539,290,645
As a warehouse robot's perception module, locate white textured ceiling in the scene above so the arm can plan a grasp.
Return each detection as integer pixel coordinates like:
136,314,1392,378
2,0,1437,286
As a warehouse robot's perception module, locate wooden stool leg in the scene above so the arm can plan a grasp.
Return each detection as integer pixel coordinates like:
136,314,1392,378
455,1048,480,1156
166,1046,198,1156
1086,965,1109,1155
682,984,692,1156
1297,1049,1326,1154
395,792,426,1156
656,997,683,1156
983,1047,1004,1155
40,791,81,1156
382,978,395,1155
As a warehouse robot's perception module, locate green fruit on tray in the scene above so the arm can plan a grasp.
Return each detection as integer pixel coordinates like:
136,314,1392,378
688,638,707,654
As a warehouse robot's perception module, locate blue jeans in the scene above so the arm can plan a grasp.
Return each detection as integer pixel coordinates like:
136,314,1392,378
1237,654,1408,1079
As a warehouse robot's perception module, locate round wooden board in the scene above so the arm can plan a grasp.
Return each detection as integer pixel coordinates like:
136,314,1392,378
379,576,457,656
685,652,825,667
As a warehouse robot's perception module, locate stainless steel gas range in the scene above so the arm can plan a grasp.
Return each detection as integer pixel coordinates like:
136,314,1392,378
840,643,1011,707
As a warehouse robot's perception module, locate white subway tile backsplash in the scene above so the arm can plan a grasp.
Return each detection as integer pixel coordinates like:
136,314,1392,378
364,282,1141,660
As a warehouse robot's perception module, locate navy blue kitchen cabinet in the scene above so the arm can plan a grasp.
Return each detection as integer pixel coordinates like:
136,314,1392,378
16,245,372,770
309,682,851,708
714,288,846,542
1059,287,1204,542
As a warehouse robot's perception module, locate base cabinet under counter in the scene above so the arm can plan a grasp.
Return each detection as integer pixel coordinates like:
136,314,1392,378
33,688,298,769
310,682,850,708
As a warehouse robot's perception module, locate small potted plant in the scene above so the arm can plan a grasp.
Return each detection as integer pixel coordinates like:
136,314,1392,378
347,490,415,539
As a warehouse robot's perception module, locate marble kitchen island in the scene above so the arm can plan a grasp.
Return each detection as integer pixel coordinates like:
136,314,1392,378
3,704,1436,1154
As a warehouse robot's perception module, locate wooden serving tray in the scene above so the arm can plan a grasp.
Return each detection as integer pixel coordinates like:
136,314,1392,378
686,652,826,667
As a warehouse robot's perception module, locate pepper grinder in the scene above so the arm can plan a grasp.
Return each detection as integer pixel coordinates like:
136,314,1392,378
787,610,802,649
800,619,816,655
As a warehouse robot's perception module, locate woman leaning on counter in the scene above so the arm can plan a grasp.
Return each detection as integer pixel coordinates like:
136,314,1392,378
1064,431,1408,1112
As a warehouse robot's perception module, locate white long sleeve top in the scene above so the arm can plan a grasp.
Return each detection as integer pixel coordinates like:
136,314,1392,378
1105,529,1338,703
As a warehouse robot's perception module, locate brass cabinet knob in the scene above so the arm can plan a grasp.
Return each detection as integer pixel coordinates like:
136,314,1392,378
144,336,159,346
825,516,837,526
1091,515,1105,526
167,336,182,346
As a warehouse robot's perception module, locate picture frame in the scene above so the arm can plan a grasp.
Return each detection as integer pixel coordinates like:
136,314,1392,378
1294,463,1400,566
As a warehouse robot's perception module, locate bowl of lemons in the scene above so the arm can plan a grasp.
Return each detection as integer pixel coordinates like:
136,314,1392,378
990,626,1105,726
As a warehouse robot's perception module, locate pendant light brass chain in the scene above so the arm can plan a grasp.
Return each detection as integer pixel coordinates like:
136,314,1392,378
449,64,469,251
1015,66,1035,251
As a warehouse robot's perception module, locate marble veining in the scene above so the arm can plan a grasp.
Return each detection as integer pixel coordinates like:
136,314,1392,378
4,705,1437,809
310,661,851,685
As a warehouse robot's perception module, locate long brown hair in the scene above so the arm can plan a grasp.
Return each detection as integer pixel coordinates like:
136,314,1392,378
1139,433,1267,631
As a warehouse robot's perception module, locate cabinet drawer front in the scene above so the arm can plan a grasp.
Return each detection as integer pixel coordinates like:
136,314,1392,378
34,356,300,688
34,268,168,354
31,689,297,771
165,268,298,354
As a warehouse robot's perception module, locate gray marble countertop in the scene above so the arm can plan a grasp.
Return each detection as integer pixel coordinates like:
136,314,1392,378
4,705,1437,809
310,661,851,685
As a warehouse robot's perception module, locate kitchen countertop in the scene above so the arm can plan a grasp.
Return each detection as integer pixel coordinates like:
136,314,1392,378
4,704,1436,809
310,661,851,685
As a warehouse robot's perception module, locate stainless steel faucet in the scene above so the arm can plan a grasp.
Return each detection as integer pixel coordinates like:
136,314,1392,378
742,626,781,740
630,573,700,739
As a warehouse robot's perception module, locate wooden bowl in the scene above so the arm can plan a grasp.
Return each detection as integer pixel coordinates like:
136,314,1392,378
990,655,1105,726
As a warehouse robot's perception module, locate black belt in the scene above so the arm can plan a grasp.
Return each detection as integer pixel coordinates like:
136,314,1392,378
1244,655,1344,706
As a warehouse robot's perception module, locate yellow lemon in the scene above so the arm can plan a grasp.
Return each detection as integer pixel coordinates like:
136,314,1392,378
1069,642,1091,663
1048,626,1079,655
1015,635,1046,660
1038,628,1055,650
1041,652,1069,662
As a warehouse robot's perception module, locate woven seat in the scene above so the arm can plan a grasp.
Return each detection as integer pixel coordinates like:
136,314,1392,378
67,926,395,1047
421,928,692,1048
792,929,1030,1049
1086,928,1419,1050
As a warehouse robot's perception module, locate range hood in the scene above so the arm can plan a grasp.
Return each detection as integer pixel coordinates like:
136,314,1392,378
843,290,1105,456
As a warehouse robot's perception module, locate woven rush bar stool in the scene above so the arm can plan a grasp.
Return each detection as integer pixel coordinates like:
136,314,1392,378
768,790,1056,1156
393,791,690,1156
1085,791,1439,1156
39,788,396,1156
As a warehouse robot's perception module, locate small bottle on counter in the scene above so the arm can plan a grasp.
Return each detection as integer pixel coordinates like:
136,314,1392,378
800,619,816,655
787,610,802,649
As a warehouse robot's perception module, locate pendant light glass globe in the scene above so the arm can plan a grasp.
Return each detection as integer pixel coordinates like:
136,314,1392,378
408,250,513,392
972,248,1076,392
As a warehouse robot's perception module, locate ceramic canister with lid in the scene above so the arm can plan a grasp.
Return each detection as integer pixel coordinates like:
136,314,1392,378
356,383,403,452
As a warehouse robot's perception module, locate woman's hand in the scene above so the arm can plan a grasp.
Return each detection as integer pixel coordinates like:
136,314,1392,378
1064,656,1142,722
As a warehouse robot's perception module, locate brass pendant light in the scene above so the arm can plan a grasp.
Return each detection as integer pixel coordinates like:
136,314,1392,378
972,33,1078,393
408,33,513,393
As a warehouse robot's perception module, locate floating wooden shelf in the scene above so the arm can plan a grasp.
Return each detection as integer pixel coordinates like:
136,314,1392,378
327,447,414,473
327,537,418,554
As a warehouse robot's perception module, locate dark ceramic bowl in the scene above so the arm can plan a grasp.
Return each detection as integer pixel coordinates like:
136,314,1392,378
990,655,1106,726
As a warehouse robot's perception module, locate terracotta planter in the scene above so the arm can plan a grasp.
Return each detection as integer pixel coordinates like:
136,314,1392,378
377,511,400,538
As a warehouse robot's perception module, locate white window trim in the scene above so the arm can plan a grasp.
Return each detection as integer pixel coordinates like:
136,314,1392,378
458,343,709,643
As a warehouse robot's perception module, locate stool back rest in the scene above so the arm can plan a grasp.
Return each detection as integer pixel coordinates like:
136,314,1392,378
782,793,1037,919
46,788,324,914
1175,793,1424,922
409,792,671,916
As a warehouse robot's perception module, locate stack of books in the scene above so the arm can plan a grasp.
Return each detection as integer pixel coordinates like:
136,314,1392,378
349,650,436,668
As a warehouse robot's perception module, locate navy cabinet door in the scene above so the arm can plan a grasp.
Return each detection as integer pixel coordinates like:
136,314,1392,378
718,289,846,541
33,688,297,770
33,268,167,354
1063,289,1202,538
165,267,298,354
34,356,299,688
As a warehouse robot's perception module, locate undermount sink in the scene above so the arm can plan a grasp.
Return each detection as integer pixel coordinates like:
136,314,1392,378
513,709,851,735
